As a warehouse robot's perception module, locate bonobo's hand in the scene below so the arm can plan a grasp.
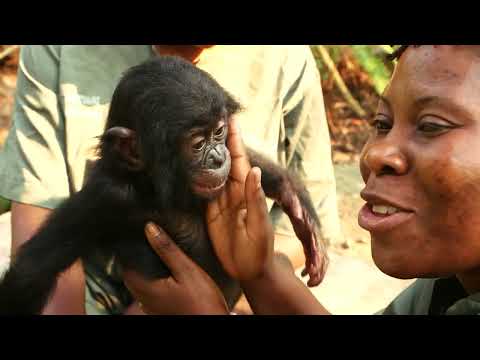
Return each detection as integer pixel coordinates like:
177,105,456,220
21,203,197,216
279,190,328,287
207,117,275,282
123,223,229,315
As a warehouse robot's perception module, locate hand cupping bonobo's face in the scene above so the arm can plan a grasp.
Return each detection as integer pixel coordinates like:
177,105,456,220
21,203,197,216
181,111,231,200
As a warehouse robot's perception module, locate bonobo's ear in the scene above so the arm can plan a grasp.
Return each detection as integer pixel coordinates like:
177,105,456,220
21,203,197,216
103,127,144,171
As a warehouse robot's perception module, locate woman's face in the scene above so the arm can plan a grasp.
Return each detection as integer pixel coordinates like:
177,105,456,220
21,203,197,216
359,46,480,280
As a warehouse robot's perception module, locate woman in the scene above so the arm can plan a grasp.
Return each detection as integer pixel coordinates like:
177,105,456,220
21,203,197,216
124,45,480,315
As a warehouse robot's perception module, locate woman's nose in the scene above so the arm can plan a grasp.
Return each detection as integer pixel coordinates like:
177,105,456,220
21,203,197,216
362,142,408,177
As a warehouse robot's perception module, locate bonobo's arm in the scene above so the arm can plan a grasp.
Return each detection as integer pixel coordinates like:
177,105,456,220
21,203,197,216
5,193,143,315
247,149,328,287
10,202,87,315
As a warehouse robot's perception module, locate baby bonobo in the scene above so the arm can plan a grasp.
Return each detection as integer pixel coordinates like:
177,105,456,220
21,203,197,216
0,56,328,314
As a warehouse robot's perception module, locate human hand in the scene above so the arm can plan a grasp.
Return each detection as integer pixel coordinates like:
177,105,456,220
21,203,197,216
206,117,275,282
123,222,229,315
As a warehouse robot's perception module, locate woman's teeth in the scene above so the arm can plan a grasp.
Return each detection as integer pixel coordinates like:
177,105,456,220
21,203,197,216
371,205,399,215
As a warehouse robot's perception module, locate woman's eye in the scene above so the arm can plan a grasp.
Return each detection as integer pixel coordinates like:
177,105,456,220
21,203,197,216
372,118,392,134
417,123,445,133
417,116,456,136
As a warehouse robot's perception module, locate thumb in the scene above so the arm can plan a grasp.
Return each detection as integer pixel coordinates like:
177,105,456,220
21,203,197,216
144,222,195,281
245,167,272,240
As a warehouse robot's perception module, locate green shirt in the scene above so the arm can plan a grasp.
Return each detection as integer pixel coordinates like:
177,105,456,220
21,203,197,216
381,278,480,315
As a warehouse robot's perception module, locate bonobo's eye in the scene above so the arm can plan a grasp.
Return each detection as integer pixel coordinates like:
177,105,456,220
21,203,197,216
214,125,226,140
192,137,206,152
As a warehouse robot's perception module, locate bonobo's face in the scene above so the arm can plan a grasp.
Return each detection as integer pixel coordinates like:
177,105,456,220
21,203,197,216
358,45,480,283
103,56,241,208
180,110,231,200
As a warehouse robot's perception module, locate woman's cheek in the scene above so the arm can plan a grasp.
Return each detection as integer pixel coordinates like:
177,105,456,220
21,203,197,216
416,148,480,234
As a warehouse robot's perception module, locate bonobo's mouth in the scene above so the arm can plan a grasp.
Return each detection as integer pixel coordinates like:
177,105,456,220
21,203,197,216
191,178,227,199
191,159,231,200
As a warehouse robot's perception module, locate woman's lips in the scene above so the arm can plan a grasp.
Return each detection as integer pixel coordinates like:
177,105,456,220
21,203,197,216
358,203,414,233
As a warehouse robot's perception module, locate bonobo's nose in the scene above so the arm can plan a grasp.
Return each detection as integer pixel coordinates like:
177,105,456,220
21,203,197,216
206,147,225,169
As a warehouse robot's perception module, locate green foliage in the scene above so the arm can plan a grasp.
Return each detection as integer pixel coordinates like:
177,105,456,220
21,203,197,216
312,45,345,80
324,45,344,63
311,45,394,95
350,45,392,94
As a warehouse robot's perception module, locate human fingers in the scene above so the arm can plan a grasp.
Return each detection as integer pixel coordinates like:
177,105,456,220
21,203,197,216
245,167,272,243
227,117,251,184
144,222,196,281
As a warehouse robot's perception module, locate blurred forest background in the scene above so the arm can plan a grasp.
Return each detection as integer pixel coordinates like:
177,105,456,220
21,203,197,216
0,45,395,223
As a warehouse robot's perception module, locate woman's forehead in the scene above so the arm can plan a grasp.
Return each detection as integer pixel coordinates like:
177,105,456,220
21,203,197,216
384,46,480,109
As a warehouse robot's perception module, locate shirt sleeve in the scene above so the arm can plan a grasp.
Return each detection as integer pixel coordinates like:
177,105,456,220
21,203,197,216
270,46,343,246
0,45,70,209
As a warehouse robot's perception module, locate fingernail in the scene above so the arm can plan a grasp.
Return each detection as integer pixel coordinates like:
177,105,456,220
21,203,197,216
146,222,171,248
146,222,160,238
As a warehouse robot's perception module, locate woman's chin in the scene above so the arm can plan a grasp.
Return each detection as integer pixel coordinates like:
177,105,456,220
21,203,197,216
371,248,421,280
374,253,459,280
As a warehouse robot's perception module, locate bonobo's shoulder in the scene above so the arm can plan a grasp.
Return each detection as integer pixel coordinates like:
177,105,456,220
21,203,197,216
378,278,437,315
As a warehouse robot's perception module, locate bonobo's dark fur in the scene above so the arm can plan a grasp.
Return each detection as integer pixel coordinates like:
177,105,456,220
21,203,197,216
0,56,326,315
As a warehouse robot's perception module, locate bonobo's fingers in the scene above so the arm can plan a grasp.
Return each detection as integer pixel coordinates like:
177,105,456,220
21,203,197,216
143,222,195,282
284,196,328,287
227,117,251,184
245,167,274,252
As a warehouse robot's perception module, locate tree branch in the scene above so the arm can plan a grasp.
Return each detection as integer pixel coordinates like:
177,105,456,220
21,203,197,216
312,45,367,118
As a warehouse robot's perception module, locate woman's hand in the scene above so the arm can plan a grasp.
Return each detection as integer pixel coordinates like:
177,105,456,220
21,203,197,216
206,117,275,282
123,222,229,315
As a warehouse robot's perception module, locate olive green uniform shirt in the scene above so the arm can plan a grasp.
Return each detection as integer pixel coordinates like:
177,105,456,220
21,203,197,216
0,45,342,314
381,278,480,315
